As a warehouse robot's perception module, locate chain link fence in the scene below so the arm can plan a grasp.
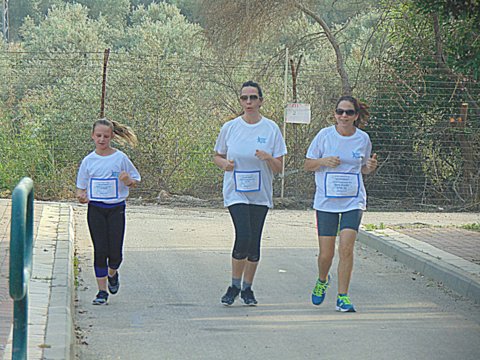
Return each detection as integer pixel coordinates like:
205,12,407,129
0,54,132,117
1,51,479,211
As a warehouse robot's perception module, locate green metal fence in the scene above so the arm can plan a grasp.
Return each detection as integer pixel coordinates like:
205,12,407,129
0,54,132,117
9,177,34,360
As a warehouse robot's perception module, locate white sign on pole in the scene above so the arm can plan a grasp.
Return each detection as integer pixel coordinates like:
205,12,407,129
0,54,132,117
285,103,311,124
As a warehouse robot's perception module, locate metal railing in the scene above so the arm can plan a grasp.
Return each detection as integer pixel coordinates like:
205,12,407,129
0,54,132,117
9,177,34,360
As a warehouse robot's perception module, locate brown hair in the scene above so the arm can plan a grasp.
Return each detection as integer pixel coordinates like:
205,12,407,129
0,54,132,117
92,118,138,147
241,80,263,98
336,96,370,128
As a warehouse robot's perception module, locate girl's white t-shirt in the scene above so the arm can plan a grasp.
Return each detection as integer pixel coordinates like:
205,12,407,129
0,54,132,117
76,150,141,204
306,125,372,212
214,116,287,208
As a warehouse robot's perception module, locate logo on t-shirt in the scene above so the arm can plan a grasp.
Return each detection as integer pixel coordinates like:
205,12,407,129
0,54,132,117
257,136,267,144
352,151,362,159
111,171,120,177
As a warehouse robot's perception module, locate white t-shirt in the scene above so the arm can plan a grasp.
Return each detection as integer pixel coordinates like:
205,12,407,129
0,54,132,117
76,150,141,204
214,116,287,208
306,125,372,212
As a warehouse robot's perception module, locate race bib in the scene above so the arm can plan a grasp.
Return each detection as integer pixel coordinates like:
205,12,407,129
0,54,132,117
325,172,360,198
234,170,261,192
90,178,119,200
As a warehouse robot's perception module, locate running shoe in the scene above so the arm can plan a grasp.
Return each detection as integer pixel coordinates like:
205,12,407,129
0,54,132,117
312,274,331,305
108,272,120,294
241,287,258,306
221,286,240,306
336,294,356,312
92,290,109,305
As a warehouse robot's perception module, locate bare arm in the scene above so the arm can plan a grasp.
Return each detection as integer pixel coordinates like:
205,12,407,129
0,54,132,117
304,156,341,171
266,156,284,174
213,152,234,171
255,150,283,174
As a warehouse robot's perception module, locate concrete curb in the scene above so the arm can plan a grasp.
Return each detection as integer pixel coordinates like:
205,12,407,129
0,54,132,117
358,229,480,304
43,205,75,360
3,203,75,360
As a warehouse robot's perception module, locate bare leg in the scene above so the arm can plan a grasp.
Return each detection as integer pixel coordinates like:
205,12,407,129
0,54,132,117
232,258,259,285
108,268,117,277
96,276,107,292
317,236,336,281
232,258,246,281
337,229,357,294
242,260,259,284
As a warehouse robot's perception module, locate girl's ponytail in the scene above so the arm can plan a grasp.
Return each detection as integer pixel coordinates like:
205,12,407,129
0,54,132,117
93,118,138,147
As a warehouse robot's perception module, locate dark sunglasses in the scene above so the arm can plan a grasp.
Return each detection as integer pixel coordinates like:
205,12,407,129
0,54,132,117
240,95,260,101
335,108,356,116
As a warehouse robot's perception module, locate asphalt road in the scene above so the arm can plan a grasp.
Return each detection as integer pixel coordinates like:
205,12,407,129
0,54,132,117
74,206,480,360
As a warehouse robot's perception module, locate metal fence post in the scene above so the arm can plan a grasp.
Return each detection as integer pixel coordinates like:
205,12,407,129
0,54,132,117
9,177,34,360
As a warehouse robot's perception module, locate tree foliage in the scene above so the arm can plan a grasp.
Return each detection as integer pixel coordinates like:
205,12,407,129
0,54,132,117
0,0,478,209
198,0,377,95
366,0,480,207
412,0,480,81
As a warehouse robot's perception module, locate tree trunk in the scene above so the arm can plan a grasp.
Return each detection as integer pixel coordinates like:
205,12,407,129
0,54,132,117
294,3,352,95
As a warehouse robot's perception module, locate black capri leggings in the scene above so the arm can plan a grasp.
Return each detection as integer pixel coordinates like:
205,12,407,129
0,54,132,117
87,203,126,277
228,203,269,262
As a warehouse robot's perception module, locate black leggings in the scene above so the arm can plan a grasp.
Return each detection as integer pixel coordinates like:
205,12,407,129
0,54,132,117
87,203,126,277
228,203,269,262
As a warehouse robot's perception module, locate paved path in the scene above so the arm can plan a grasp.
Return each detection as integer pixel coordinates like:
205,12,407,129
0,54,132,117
1,200,479,359
74,206,480,360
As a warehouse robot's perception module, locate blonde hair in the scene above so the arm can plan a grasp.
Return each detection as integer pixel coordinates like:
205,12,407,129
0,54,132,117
92,118,138,147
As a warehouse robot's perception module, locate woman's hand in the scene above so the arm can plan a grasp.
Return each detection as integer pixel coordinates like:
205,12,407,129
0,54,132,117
76,189,88,204
223,159,235,171
363,153,378,174
322,156,341,168
255,150,272,161
214,153,234,172
304,156,340,171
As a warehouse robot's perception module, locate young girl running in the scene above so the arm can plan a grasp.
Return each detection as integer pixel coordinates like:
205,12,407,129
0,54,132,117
76,118,141,305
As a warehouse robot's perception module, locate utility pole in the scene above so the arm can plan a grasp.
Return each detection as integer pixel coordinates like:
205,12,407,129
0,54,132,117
2,0,9,42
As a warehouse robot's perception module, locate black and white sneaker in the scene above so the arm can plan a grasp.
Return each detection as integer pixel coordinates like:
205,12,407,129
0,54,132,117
221,286,240,306
108,272,120,294
241,287,258,306
92,290,109,305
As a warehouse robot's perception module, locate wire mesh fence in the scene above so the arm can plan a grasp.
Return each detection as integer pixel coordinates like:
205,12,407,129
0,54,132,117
0,51,479,211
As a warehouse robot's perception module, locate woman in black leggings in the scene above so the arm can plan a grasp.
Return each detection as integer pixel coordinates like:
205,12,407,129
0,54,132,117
214,81,287,305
